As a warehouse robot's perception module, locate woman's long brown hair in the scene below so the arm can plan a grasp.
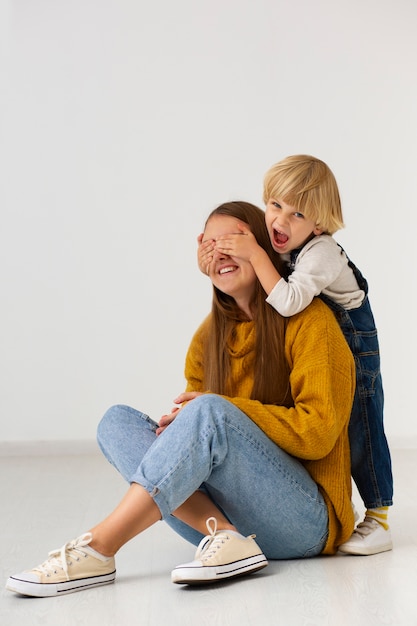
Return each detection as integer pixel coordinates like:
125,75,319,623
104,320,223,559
203,201,293,407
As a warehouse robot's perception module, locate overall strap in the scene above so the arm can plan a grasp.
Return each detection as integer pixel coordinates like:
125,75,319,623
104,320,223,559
289,242,368,295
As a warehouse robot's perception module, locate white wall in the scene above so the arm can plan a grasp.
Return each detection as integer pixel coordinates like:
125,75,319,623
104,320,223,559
1,0,416,446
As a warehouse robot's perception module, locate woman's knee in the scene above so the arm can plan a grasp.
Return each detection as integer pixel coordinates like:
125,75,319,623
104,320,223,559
185,393,232,416
96,404,131,447
176,394,239,435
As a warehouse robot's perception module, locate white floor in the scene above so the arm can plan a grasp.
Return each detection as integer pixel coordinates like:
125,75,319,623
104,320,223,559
1,446,416,626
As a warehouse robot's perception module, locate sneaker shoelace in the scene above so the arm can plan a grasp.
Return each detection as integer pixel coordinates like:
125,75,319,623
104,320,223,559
33,533,93,581
194,517,230,563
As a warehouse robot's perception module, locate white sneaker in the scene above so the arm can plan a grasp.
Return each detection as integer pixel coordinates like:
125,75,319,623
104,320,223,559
338,516,393,556
6,533,116,597
171,517,268,584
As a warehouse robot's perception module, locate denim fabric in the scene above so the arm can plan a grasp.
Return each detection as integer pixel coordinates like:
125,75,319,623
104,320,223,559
97,396,329,560
319,259,393,508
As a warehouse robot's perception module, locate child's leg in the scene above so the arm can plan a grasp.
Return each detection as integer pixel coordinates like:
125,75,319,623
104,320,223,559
339,363,393,555
324,296,394,555
348,371,393,511
319,295,394,516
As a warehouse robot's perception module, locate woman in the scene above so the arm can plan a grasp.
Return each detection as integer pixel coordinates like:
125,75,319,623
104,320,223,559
6,201,355,598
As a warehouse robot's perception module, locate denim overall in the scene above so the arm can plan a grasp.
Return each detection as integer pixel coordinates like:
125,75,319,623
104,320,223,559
290,248,393,508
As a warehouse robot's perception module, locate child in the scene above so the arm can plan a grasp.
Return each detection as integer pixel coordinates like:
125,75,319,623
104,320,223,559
198,155,393,555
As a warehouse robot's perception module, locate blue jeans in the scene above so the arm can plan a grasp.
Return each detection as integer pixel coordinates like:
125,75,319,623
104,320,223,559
97,395,328,559
320,293,393,508
289,247,393,510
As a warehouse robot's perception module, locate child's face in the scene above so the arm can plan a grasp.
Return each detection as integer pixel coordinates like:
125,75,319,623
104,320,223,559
265,198,323,254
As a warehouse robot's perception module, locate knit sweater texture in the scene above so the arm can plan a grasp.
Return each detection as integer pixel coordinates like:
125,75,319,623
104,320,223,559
184,298,356,554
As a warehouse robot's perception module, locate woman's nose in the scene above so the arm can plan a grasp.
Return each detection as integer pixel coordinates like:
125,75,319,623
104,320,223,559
213,248,228,260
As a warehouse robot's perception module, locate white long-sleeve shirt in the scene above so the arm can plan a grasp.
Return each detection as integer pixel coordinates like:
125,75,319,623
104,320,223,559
266,235,365,317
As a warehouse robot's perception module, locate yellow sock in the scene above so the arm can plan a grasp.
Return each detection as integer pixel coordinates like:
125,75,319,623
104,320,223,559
366,506,389,530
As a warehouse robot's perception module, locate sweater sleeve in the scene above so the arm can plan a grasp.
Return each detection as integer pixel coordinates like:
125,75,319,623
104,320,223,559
266,236,347,317
184,316,210,394
224,300,355,460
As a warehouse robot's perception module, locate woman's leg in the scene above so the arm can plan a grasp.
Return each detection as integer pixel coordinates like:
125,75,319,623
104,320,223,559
6,395,328,597
110,395,328,560
88,484,161,556
96,404,159,482
97,405,236,544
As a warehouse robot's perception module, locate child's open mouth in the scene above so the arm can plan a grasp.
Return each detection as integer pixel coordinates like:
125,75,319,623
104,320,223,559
273,229,289,246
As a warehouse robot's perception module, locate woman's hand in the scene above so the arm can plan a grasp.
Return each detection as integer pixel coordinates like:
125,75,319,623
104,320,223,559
197,233,215,276
156,392,203,435
156,407,180,436
173,391,203,404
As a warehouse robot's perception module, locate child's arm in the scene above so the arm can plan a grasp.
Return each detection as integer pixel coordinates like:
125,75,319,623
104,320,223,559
215,223,283,295
218,231,348,318
267,236,347,316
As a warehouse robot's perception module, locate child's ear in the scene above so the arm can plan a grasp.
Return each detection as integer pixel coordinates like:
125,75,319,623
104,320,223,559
313,225,324,236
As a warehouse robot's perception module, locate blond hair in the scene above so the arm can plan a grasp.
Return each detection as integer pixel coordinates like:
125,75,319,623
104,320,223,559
263,155,345,234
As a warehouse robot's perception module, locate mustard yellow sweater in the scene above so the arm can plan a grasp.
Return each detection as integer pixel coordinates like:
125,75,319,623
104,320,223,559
184,298,356,554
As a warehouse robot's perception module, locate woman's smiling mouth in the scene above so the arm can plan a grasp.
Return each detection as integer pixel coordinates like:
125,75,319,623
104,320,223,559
219,265,238,275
